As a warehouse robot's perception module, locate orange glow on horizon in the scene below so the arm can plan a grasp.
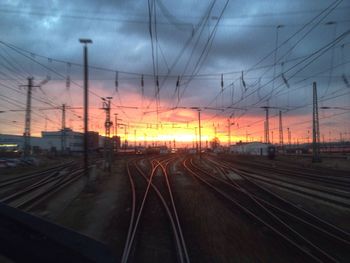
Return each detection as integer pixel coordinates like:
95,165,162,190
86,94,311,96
9,82,343,146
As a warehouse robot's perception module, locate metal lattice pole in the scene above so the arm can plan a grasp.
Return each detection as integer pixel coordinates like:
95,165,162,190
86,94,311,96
61,104,66,153
312,82,322,162
261,106,270,143
23,77,33,158
279,110,284,149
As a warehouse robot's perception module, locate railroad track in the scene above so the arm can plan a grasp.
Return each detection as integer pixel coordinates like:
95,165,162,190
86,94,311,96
183,155,350,262
208,156,350,208
217,155,350,190
0,161,85,211
122,155,189,263
0,161,75,190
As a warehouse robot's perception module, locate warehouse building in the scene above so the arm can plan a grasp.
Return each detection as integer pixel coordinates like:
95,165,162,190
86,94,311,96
230,142,273,156
0,129,103,154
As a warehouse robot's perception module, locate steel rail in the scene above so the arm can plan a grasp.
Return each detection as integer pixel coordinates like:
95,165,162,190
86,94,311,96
183,156,337,262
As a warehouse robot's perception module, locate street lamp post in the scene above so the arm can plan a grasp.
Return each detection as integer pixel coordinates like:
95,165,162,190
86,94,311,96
79,38,92,177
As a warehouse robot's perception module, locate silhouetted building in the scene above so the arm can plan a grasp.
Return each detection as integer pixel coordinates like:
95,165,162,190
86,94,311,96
88,131,99,150
112,136,121,151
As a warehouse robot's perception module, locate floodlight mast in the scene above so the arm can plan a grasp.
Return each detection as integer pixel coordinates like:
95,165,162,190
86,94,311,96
79,38,92,177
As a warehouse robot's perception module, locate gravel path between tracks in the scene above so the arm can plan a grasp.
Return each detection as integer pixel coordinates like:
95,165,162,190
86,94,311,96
261,182,350,232
0,157,68,181
221,154,350,173
215,154,350,231
278,155,350,172
20,154,350,262
170,157,305,262
50,158,130,260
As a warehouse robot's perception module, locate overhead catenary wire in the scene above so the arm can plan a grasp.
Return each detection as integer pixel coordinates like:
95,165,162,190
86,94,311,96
0,1,349,138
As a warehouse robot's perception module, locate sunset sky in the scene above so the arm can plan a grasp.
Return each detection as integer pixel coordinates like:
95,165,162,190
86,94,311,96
0,0,350,146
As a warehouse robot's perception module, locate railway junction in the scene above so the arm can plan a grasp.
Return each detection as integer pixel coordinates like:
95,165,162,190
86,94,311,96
0,150,349,262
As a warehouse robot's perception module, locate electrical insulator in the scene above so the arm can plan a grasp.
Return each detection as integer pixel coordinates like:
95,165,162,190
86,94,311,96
282,73,290,88
342,74,350,88
115,71,119,91
176,76,180,101
221,74,224,91
66,76,70,88
241,71,246,90
66,63,71,89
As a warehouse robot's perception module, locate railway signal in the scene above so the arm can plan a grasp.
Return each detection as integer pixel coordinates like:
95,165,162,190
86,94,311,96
101,97,113,172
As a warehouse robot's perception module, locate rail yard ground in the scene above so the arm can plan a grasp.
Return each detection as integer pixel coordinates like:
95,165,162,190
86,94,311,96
0,153,349,262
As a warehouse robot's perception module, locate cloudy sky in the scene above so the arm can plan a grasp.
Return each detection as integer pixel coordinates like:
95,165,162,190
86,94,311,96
0,0,349,145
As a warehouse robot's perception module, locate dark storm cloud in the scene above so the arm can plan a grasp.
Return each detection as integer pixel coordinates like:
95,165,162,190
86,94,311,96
1,0,350,123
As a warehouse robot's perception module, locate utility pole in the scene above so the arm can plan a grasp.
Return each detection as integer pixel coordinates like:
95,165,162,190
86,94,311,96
114,114,122,152
227,118,231,147
21,77,39,158
134,129,137,153
261,106,270,144
45,116,48,132
79,38,92,177
271,131,274,144
279,111,283,148
23,77,32,158
61,104,66,153
287,127,291,146
194,127,198,153
198,109,202,159
114,113,118,137
124,124,128,151
312,82,321,162
102,97,113,171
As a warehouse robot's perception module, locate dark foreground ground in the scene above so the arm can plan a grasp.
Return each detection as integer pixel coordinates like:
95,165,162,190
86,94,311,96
1,153,349,262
